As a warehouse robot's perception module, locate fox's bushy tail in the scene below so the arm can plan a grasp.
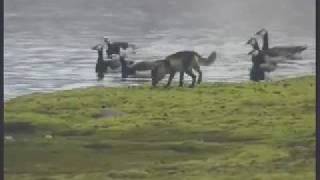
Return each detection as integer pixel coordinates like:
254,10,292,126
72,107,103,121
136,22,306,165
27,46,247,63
198,51,217,66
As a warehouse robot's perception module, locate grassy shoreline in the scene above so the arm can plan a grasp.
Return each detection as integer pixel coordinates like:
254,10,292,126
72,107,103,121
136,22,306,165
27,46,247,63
4,76,316,180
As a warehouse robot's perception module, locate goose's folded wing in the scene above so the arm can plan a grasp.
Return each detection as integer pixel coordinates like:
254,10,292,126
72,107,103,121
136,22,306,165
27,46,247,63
270,46,307,53
260,50,281,57
264,56,285,64
260,46,307,57
112,42,129,49
108,59,121,69
260,63,277,72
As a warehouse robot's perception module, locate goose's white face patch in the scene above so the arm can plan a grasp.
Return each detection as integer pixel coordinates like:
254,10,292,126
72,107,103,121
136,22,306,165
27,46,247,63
252,50,259,56
249,50,259,56
248,38,257,46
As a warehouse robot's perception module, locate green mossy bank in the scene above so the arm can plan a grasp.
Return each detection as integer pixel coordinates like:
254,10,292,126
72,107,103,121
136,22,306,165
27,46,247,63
4,76,315,180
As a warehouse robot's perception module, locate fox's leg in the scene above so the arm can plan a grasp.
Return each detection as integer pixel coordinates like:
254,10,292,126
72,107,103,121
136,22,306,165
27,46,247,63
179,72,184,87
193,65,202,84
185,70,196,88
165,72,176,87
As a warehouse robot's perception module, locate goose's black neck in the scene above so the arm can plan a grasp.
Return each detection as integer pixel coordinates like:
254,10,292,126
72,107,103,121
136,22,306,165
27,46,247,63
97,50,104,62
262,32,269,50
252,40,260,50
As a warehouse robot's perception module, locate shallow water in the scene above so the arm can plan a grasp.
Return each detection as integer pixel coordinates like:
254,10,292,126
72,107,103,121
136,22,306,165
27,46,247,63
4,0,315,101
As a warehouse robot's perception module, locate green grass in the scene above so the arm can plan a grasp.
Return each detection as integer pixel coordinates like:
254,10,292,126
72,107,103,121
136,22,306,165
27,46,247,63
4,76,315,180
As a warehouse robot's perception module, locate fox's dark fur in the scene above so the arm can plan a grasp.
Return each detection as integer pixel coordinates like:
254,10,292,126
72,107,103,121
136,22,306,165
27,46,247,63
151,51,216,88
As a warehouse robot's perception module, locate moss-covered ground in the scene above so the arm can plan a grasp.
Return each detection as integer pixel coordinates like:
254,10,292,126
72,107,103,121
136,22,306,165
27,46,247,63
4,76,315,180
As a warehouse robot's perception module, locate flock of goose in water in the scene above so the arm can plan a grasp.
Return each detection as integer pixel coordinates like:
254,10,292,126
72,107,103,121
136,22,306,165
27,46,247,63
92,28,307,86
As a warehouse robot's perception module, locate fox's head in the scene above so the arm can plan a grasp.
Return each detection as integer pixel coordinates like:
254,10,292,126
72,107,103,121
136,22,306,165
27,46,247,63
151,60,169,87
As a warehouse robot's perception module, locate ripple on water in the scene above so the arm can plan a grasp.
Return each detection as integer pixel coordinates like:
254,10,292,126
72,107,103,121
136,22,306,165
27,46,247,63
4,0,315,100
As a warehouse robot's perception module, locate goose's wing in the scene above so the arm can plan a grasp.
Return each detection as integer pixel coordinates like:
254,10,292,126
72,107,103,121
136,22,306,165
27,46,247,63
264,55,285,64
260,49,281,57
269,46,307,54
260,62,277,72
108,59,121,69
260,46,307,58
112,42,129,49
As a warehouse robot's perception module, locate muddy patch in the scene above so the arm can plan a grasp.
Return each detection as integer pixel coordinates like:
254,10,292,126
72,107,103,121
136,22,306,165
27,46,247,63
93,108,126,119
83,142,112,150
5,122,35,134
107,169,149,179
57,129,95,137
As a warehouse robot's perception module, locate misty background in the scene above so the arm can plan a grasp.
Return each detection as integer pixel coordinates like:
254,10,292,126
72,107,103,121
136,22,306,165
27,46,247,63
4,0,316,100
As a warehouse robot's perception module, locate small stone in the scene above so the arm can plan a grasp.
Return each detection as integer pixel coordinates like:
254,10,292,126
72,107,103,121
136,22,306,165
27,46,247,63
44,134,53,139
5,136,15,142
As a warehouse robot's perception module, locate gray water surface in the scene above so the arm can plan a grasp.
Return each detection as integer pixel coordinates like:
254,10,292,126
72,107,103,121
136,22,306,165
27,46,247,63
4,0,316,101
